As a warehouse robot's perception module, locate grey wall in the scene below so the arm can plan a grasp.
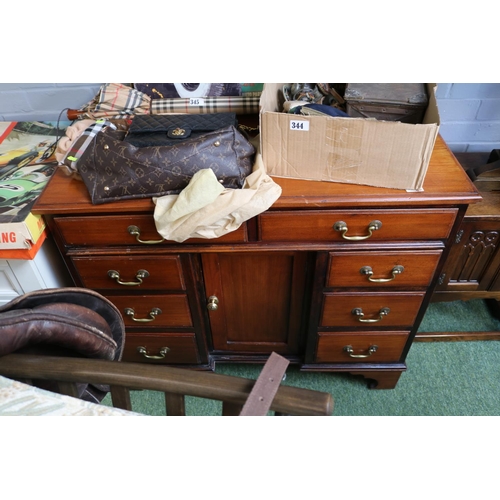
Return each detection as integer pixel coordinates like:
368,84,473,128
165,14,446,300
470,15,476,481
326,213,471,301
0,83,102,123
1,83,499,153
435,83,500,152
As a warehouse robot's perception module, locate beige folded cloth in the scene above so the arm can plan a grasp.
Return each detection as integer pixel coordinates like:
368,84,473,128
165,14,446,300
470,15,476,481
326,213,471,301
159,168,225,223
55,119,95,163
153,154,281,242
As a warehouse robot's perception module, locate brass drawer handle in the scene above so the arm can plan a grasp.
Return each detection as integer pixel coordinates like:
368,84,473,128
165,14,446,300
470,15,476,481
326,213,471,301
334,220,382,240
128,225,165,245
352,307,390,323
343,345,378,358
137,346,170,360
108,269,149,286
360,265,404,282
124,307,162,322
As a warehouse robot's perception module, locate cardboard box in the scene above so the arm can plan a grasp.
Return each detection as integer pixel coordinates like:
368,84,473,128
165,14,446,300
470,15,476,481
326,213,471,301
259,83,440,191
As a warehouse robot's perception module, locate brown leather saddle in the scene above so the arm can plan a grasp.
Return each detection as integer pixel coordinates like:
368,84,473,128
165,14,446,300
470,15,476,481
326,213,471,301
0,288,125,403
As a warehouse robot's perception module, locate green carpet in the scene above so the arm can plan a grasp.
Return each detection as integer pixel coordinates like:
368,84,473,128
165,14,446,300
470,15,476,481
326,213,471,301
418,298,500,332
102,299,500,416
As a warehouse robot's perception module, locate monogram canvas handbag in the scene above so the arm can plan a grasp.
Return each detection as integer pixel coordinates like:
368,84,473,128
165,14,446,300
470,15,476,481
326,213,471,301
69,123,255,204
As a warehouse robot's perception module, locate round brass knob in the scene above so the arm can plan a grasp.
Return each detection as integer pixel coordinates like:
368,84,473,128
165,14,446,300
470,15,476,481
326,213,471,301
207,296,219,311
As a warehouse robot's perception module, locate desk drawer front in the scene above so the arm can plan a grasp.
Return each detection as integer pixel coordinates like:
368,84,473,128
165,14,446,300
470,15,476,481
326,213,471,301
54,215,247,247
105,294,192,328
321,292,425,328
316,331,409,363
71,255,185,290
259,209,457,242
326,250,442,288
123,333,200,364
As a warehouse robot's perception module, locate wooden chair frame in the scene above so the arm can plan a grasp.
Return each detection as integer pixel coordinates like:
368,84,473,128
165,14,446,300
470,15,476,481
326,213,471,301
0,352,334,416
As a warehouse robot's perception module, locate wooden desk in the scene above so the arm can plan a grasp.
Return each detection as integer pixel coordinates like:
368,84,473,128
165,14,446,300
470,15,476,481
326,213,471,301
426,151,500,341
32,136,480,389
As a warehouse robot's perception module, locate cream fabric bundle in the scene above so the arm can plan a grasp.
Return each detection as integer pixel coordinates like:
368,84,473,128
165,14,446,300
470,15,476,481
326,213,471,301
153,154,281,242
55,119,95,163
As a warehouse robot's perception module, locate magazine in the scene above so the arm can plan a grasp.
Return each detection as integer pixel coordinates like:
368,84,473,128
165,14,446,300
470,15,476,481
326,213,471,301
0,121,69,221
0,121,70,250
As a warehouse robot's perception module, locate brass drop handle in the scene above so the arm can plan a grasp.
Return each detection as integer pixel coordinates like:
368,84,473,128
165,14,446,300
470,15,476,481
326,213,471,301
108,269,149,286
352,307,390,323
125,307,162,322
343,345,378,358
137,346,170,360
334,220,382,240
360,265,404,282
207,296,219,311
128,225,165,245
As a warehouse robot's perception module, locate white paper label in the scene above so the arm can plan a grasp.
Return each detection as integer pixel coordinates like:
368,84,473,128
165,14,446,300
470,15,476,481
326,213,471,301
289,120,309,131
189,98,205,106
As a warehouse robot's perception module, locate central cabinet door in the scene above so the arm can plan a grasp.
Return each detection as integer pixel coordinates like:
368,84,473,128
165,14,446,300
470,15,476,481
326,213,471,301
201,252,309,354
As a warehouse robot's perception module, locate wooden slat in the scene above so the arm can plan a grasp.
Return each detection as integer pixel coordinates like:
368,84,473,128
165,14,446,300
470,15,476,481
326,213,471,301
57,381,80,398
164,392,185,416
222,402,243,416
0,354,333,416
110,386,133,411
415,331,500,341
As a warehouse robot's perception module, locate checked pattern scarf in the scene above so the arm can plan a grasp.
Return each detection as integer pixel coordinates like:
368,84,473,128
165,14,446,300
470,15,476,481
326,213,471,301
60,120,117,173
78,83,150,119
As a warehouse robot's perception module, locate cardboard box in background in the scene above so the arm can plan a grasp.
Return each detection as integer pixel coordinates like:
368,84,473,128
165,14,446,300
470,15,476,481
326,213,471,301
259,83,440,191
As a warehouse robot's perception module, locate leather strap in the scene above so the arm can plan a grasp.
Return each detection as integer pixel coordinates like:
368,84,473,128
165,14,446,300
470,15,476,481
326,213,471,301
239,352,289,416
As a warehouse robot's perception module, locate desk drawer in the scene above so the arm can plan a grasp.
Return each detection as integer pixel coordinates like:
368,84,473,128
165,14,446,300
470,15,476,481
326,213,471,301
326,250,442,288
123,333,200,364
54,214,247,247
316,331,409,363
321,292,425,328
259,209,457,242
105,294,192,328
71,255,185,290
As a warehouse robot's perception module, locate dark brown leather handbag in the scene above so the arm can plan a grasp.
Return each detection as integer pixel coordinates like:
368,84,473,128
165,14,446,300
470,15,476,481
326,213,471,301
76,124,255,204
124,112,238,147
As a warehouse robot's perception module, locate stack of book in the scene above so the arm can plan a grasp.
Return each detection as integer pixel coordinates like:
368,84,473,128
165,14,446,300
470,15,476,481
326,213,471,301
0,121,69,258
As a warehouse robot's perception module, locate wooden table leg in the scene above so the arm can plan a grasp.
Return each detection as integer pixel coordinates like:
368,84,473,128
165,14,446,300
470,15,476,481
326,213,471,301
349,370,404,389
